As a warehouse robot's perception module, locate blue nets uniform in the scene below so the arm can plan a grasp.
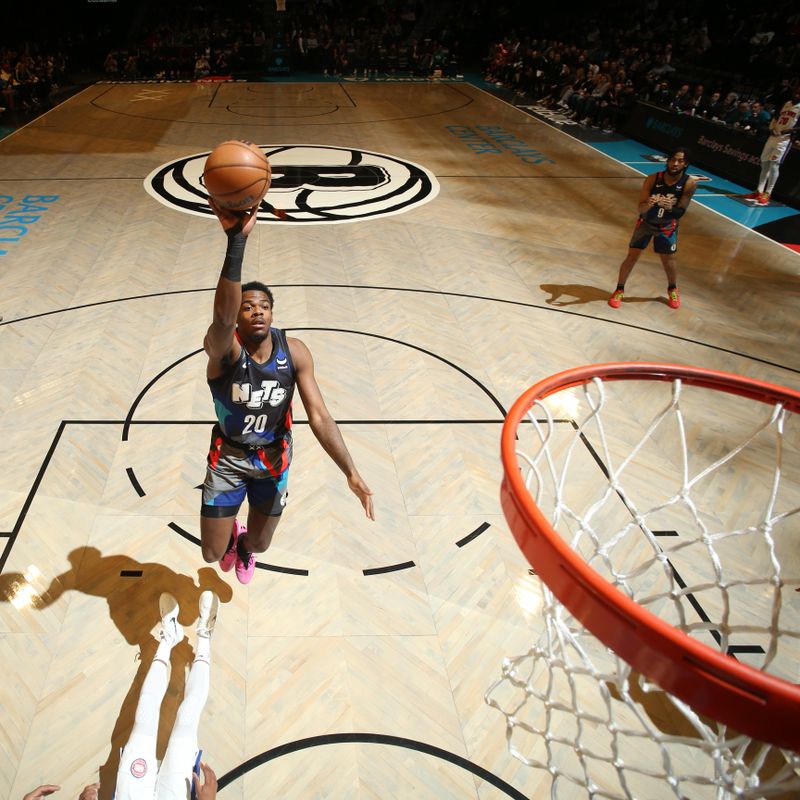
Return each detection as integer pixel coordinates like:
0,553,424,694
630,170,688,254
202,327,295,517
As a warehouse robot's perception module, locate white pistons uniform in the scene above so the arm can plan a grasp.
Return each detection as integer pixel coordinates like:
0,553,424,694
761,100,800,163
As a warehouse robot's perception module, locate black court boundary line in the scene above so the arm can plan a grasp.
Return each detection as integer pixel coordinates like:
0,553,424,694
363,561,416,576
223,104,343,120
207,82,224,109
216,731,527,798
455,521,491,547
1,284,797,376
0,421,66,571
337,81,357,108
125,467,146,497
241,85,318,95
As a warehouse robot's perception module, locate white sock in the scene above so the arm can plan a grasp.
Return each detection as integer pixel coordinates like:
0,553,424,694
131,657,169,737
195,634,211,662
155,639,173,663
764,162,780,196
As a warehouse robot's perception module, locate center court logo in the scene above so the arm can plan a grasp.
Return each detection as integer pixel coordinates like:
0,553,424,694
144,144,439,224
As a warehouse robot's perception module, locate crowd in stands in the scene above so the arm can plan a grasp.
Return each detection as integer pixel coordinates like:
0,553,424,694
0,48,67,116
483,0,799,135
94,0,462,82
2,0,460,121
3,0,798,140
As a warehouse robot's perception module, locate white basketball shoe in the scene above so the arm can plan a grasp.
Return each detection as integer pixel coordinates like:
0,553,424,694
197,590,220,639
158,592,184,646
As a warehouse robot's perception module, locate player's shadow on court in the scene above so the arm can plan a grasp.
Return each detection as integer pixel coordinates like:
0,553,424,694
541,283,662,306
0,546,232,800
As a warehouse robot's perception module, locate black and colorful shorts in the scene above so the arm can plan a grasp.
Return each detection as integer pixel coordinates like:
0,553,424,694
201,428,291,518
630,218,678,254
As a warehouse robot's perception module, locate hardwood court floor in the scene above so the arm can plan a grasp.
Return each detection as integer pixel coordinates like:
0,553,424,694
0,80,798,799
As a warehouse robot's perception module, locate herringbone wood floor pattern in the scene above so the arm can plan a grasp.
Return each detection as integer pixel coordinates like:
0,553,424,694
0,81,798,799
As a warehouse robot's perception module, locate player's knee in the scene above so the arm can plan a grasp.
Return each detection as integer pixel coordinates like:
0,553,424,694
199,533,228,562
201,544,223,563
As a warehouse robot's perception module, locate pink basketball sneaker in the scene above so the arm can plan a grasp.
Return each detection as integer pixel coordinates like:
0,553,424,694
219,519,245,572
235,546,256,584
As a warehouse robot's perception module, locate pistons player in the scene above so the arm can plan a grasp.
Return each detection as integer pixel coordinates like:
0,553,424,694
745,85,800,206
608,148,697,310
200,200,374,584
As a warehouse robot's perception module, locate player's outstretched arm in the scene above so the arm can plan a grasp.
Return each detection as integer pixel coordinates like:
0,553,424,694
290,338,375,520
203,200,257,377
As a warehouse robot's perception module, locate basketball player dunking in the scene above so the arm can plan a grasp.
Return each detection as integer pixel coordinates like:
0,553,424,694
608,148,697,310
199,200,374,584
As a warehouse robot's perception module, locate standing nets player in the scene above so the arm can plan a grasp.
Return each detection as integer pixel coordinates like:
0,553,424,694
608,148,697,310
200,201,374,584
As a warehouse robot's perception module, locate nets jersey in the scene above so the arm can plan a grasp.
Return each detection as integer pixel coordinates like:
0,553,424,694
642,170,688,230
208,327,295,451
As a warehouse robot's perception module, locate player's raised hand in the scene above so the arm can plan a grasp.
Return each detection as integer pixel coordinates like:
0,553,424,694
208,198,258,236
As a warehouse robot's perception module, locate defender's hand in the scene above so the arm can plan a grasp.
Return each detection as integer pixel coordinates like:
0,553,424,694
193,763,218,800
23,787,61,800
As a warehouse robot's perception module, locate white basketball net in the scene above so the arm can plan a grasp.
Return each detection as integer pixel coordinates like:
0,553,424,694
487,375,800,799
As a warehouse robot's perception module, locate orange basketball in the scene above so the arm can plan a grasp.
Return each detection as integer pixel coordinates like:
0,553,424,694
202,140,272,211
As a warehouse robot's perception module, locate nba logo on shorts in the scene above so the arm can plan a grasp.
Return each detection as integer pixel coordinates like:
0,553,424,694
131,757,148,778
